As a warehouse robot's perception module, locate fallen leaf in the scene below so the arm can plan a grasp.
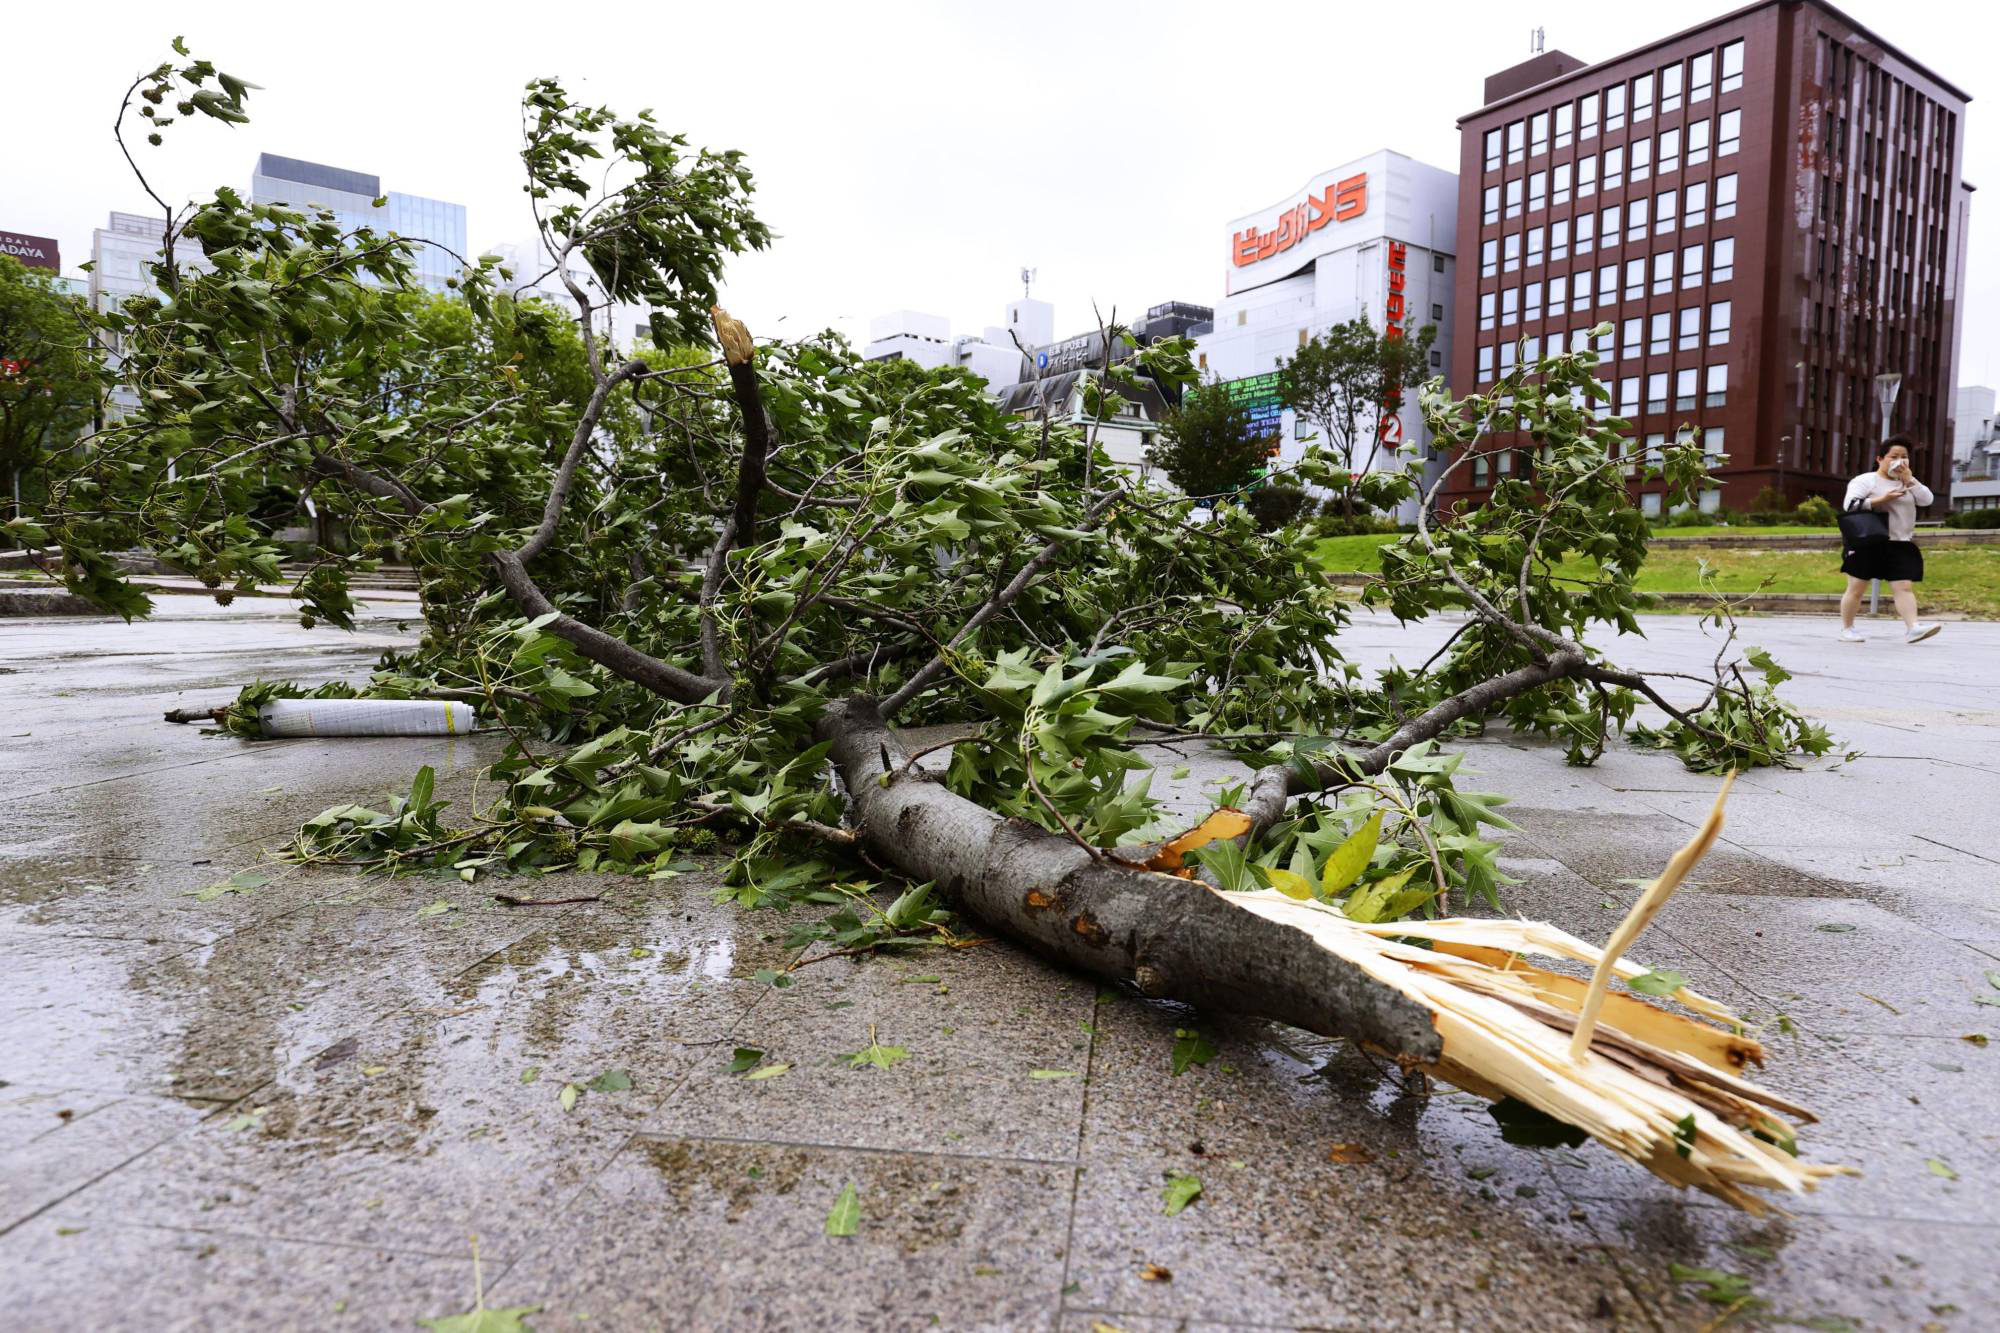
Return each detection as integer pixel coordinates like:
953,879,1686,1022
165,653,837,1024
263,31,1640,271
845,1025,910,1071
728,1047,764,1074
1029,1069,1079,1080
360,1065,388,1077
520,1066,541,1084
1626,969,1690,998
1814,922,1857,933
55,1226,86,1236
825,1182,860,1237
586,1070,632,1093
1139,1263,1173,1283
1327,1142,1373,1164
1962,1034,1989,1047
1144,808,1251,873
1170,1028,1216,1076
1859,993,1902,1015
189,868,271,902
1161,1171,1202,1216
222,1107,267,1132
416,899,457,918
415,1304,542,1332
744,1063,789,1081
558,1083,581,1112
1926,1157,1959,1181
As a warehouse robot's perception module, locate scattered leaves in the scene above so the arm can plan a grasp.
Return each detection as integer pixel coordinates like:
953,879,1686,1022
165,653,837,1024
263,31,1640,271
728,1047,764,1074
417,899,457,918
586,1070,633,1093
1668,1264,1760,1309
1161,1171,1203,1216
845,1026,910,1071
824,1182,860,1237
1169,1028,1216,1076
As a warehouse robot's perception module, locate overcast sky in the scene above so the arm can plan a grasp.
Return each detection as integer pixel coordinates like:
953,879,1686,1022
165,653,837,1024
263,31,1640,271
7,0,1999,388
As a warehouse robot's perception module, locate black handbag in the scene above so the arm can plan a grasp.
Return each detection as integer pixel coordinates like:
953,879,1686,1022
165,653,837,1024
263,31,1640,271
1838,498,1889,548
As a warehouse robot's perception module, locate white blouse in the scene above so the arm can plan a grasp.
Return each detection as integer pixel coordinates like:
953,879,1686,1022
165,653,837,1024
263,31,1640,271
1843,470,1934,542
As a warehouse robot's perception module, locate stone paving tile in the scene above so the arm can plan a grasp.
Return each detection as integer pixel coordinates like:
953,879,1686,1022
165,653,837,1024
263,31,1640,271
647,937,1097,1163
485,1135,1071,1331
0,1089,214,1232
0,1218,479,1332
0,852,368,945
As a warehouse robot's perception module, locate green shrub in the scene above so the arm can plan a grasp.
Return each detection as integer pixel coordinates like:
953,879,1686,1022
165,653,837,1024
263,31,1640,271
1665,508,1710,528
1245,485,1313,531
1748,485,1790,516
1794,495,1837,526
1944,507,2000,528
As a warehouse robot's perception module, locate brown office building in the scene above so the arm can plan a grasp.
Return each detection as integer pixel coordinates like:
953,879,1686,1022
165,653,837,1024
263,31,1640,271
1448,1,1971,516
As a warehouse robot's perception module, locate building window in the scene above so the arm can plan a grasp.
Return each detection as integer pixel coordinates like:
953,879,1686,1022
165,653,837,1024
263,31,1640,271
1485,128,1503,172
1478,344,1495,380
1708,300,1731,344
1605,83,1627,132
1712,236,1735,282
1621,317,1642,359
1656,188,1678,235
1675,367,1698,411
1601,202,1621,242
1527,226,1544,267
1630,136,1652,182
1619,375,1640,419
1552,162,1572,206
1690,51,1714,103
1525,282,1543,322
1431,302,1444,320
1705,363,1727,407
1627,197,1649,241
1504,233,1521,272
1716,173,1738,219
1660,62,1684,114
1528,170,1547,212
1433,253,1446,273
1652,251,1674,295
1682,241,1705,288
1720,39,1745,93
1684,179,1709,227
1501,286,1520,324
1603,144,1624,189
1580,92,1600,139
1597,262,1617,305
1624,257,1646,300
1507,119,1525,164
1478,292,1496,330
1497,448,1514,476
1548,273,1568,316
1658,127,1681,175
1483,184,1500,224
1430,349,1442,368
1687,118,1712,166
1522,334,1541,363
1718,109,1742,156
1646,372,1668,414
1704,426,1726,462
1594,324,1614,361
1633,72,1655,122
1555,103,1574,150
1530,111,1550,156
1640,491,1663,517
1577,155,1597,198
1481,238,1498,277
1575,212,1595,254
1475,452,1490,484
1645,433,1666,468
1499,340,1517,375
1679,305,1701,350
1550,219,1570,262
1652,311,1672,355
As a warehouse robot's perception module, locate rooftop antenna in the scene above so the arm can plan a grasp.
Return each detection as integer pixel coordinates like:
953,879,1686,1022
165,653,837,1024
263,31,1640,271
1020,266,1037,300
1530,26,1545,54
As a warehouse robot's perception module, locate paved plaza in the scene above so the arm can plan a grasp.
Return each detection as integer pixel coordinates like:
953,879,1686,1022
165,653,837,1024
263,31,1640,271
1,596,1996,1330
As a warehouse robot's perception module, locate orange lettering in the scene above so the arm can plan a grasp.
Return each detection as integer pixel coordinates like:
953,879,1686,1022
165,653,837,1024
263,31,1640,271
1335,173,1368,221
1233,229,1260,266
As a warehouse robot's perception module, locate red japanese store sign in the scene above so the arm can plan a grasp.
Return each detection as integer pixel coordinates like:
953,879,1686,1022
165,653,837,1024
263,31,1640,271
1380,241,1409,445
1231,173,1367,268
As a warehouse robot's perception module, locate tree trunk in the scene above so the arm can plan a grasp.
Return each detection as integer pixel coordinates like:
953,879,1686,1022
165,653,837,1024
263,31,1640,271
814,697,1445,1063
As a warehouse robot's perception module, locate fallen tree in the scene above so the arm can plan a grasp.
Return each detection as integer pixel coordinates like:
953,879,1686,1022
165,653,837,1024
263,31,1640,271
27,44,1843,1209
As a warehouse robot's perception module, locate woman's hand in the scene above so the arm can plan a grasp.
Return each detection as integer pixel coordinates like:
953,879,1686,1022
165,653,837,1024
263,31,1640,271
1871,486,1909,508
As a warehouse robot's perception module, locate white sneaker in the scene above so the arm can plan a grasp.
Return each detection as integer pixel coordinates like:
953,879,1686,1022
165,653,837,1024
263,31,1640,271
1905,623,1941,644
1838,628,1866,643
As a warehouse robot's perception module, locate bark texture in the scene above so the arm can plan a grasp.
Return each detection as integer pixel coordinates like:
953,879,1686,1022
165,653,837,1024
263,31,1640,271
816,696,1445,1063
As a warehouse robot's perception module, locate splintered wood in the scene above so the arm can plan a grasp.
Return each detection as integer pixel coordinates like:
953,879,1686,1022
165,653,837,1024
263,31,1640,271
1228,775,1852,1212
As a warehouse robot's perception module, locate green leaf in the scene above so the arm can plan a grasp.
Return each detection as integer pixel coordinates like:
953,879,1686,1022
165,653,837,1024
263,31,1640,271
744,1063,789,1081
558,1083,581,1112
1321,810,1383,895
189,868,271,901
1926,1157,1958,1180
845,1029,910,1071
1668,1264,1758,1307
753,969,794,989
728,1047,764,1074
1815,923,1857,933
416,1305,543,1333
1340,864,1429,923
1161,1171,1203,1216
586,1069,632,1093
1170,1028,1216,1076
824,1182,860,1237
416,899,457,918
1627,969,1689,998
1672,1112,1698,1159
1265,867,1315,900
519,1066,540,1085
1029,1069,1079,1080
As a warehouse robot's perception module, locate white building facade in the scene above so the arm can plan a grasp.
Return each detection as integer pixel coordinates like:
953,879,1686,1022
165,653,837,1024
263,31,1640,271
251,154,466,293
1195,150,1459,516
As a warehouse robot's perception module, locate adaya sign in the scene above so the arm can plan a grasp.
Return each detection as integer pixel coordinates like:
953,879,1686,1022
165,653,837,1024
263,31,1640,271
1230,173,1367,271
0,231,60,273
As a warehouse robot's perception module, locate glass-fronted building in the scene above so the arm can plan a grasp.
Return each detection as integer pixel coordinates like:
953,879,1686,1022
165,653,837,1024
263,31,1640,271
249,154,467,293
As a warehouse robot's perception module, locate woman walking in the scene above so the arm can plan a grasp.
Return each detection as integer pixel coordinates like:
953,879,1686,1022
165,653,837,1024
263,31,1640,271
1839,435,1939,643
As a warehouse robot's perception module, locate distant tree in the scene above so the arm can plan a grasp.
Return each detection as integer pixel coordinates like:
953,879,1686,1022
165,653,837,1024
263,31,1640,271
1145,383,1271,503
1278,317,1436,520
0,255,101,526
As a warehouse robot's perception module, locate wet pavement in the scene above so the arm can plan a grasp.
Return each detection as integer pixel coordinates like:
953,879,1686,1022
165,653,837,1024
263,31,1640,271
1,598,1996,1331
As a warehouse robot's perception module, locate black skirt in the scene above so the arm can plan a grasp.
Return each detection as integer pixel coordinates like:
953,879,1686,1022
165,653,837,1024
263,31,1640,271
1840,539,1924,582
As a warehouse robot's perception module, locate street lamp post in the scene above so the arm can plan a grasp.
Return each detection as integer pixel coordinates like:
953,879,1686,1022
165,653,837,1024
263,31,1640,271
1869,373,1904,616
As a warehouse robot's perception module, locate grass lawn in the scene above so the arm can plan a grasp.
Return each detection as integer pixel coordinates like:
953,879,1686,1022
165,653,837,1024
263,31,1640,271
1312,534,2000,619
